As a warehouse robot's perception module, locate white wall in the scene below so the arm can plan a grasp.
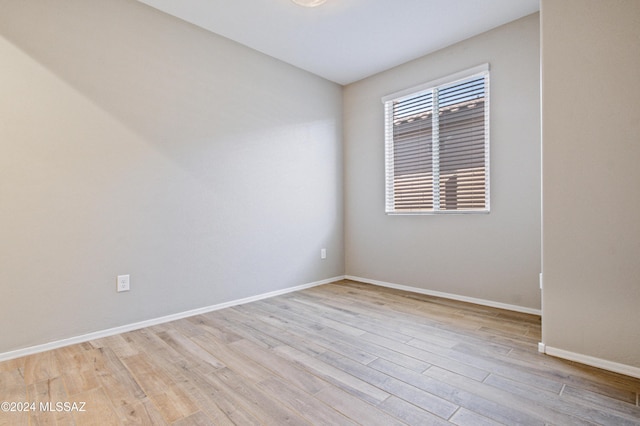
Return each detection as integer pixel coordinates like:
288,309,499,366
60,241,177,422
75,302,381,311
344,14,541,311
0,0,343,353
541,0,640,369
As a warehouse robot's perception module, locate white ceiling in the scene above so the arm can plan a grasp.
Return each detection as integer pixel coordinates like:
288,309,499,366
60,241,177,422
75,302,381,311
137,0,539,85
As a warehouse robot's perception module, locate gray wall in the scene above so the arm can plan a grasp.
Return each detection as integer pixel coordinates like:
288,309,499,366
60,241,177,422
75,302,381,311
0,0,343,353
343,14,541,311
541,0,640,368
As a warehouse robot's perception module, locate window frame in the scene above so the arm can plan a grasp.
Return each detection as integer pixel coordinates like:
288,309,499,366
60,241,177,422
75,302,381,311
382,64,490,215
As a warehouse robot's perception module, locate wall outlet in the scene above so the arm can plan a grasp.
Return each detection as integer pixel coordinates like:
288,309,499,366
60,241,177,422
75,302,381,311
117,274,130,292
539,272,543,290
321,248,327,259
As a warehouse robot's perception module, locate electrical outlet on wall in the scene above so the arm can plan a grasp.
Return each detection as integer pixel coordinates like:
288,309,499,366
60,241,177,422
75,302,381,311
117,274,130,292
539,272,543,290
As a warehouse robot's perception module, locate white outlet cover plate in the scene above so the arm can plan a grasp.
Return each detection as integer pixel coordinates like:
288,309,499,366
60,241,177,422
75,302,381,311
117,274,130,292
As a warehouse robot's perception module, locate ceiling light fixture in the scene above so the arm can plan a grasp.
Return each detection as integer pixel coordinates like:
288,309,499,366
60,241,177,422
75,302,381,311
291,0,326,7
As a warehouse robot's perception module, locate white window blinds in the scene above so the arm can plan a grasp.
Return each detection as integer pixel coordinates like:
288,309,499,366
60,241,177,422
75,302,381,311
383,65,490,214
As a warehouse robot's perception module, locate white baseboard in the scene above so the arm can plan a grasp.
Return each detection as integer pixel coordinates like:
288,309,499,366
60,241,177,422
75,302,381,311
345,275,542,316
0,276,344,363
7,274,638,381
345,276,640,379
541,345,640,380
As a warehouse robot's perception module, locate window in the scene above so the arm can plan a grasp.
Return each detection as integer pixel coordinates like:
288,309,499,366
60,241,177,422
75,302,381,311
383,64,490,214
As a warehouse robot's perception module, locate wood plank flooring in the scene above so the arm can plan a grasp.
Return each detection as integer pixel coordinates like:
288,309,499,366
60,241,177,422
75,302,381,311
1,279,639,425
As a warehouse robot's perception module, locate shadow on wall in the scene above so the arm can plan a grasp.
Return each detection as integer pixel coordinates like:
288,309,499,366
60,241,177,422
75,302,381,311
0,0,337,164
0,0,343,263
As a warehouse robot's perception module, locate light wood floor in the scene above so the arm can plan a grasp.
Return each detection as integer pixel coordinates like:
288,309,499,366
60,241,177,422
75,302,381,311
1,280,639,425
